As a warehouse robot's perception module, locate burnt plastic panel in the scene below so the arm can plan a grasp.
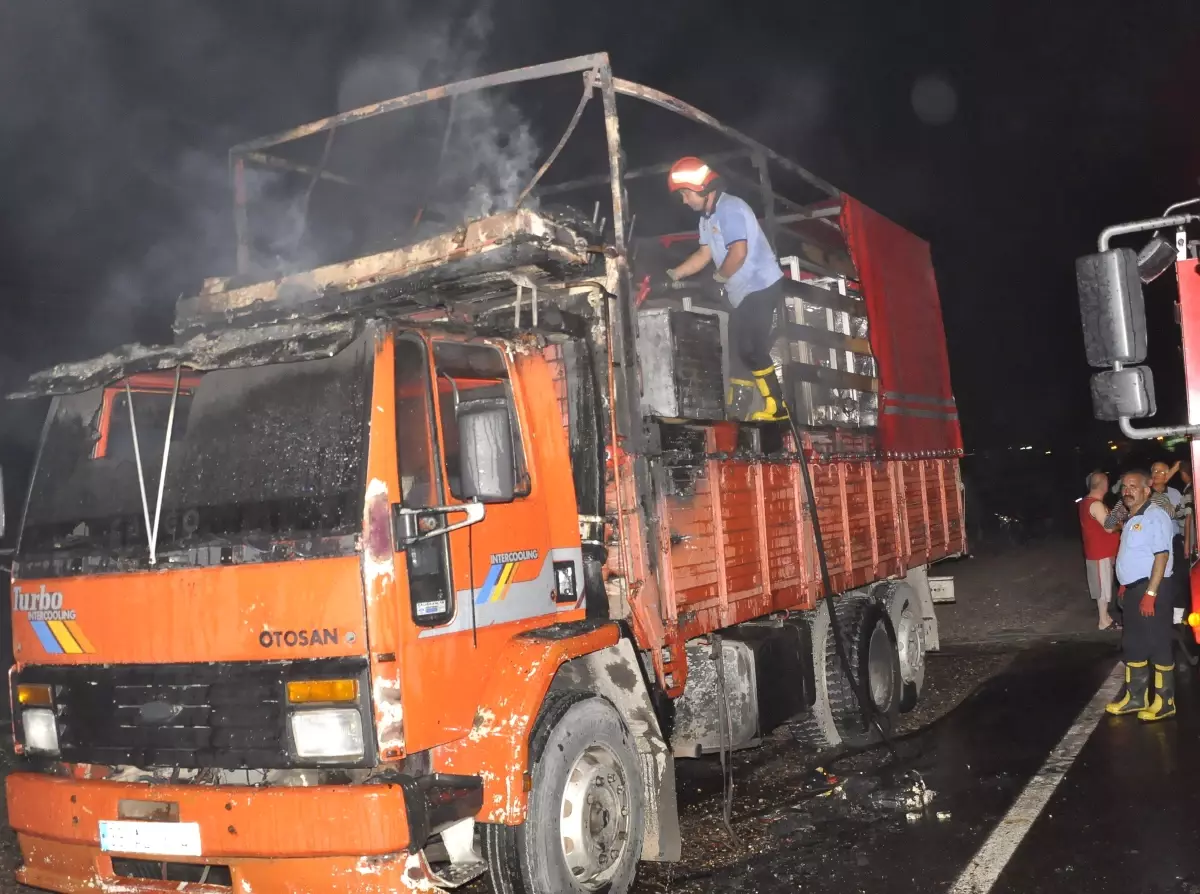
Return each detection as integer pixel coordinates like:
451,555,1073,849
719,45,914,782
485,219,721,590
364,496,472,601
1090,366,1156,421
1076,248,1148,367
637,308,725,421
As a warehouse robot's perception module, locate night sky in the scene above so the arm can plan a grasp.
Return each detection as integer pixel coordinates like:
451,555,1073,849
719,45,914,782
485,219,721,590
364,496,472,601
2,0,1199,497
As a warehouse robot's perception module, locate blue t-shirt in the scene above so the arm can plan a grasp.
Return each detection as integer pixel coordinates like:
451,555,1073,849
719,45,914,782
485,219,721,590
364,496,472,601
698,193,783,307
1115,502,1175,585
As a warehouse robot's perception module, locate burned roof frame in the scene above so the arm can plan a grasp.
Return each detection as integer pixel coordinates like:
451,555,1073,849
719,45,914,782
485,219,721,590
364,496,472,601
228,52,844,278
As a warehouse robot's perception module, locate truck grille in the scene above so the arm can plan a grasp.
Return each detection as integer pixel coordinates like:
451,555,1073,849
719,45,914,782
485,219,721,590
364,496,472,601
16,659,371,770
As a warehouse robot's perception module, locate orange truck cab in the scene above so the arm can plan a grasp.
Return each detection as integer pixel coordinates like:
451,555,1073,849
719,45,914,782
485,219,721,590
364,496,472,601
7,55,966,894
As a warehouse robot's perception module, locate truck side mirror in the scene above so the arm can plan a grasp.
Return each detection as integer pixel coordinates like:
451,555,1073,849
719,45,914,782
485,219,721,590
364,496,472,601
1090,367,1156,421
457,399,516,502
1076,248,1147,367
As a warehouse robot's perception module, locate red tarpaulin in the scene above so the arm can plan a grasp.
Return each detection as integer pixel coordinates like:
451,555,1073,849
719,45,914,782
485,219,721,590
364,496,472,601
841,196,962,457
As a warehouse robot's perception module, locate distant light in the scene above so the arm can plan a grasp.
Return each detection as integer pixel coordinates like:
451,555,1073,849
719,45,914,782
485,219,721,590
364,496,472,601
1020,445,1033,451
1111,444,1119,450
1075,497,1083,503
1045,450,1052,455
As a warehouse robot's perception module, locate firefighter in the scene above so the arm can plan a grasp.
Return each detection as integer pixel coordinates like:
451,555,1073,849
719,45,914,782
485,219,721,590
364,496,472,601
663,156,788,422
1106,469,1178,721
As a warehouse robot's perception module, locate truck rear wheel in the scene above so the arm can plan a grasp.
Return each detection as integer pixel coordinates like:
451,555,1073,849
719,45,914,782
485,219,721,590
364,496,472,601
878,581,926,713
790,604,842,751
485,691,644,894
829,596,902,747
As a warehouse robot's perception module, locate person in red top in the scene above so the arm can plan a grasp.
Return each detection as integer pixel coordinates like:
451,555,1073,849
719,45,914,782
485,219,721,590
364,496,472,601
1081,471,1121,629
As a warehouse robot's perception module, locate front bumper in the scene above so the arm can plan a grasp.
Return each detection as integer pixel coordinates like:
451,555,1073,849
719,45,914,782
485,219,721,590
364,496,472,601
8,772,421,893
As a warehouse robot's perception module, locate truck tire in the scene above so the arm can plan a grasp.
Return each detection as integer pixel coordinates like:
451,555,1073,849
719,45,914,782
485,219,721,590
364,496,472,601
485,691,645,894
828,596,902,747
877,581,926,713
789,604,842,751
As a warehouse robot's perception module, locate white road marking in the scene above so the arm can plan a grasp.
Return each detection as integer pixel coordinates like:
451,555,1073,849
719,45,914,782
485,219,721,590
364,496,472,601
949,662,1123,894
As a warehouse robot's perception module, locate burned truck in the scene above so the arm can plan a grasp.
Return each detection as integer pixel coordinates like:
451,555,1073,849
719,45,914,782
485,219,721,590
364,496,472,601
6,55,964,894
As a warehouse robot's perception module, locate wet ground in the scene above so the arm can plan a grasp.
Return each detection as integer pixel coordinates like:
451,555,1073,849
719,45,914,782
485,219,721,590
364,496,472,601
635,634,1200,894
623,540,1198,894
6,540,1198,893
635,641,1117,893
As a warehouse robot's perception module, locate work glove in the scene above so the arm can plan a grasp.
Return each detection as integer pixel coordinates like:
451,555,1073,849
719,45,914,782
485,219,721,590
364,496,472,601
1140,590,1157,617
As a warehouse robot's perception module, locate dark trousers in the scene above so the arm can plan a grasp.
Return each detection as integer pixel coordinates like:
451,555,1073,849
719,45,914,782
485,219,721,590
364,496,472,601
1170,535,1188,611
729,280,784,372
1120,578,1175,666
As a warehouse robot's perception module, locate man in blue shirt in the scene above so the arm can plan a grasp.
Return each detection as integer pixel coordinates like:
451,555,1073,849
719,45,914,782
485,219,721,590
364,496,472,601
1107,469,1178,721
664,156,787,422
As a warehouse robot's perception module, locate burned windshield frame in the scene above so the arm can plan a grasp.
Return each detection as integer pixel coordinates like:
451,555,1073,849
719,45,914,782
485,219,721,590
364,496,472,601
92,374,202,462
17,335,375,573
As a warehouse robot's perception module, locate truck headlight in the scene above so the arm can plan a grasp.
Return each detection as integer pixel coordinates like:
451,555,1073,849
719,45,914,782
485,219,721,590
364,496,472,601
22,708,59,754
289,709,363,761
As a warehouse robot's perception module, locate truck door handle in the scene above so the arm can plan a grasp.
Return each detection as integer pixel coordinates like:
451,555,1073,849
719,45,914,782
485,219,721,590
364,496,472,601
393,503,486,545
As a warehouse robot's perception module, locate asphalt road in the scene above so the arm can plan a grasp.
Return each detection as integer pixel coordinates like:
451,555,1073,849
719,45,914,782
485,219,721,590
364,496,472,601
637,639,1200,894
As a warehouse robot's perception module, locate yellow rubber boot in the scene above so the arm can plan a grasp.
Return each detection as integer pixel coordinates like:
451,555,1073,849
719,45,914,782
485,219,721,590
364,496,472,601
748,366,788,422
1137,664,1177,722
1106,660,1149,715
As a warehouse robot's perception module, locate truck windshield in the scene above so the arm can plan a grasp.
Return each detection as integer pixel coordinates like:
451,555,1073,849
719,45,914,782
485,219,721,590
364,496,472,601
19,335,372,571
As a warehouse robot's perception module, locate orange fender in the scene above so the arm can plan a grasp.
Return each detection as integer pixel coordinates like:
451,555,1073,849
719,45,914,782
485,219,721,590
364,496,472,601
431,620,619,825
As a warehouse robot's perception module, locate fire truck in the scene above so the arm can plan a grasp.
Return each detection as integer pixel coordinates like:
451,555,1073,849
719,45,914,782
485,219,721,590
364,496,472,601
1076,201,1200,639
5,55,964,893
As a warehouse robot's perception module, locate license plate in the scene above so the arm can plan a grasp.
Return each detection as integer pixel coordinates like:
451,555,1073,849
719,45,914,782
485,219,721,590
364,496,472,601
98,820,202,856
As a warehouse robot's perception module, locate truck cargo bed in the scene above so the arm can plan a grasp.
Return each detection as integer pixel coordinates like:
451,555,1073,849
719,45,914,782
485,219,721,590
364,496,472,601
657,424,963,641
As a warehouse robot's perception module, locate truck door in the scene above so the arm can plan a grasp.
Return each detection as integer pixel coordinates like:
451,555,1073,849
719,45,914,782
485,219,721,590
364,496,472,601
391,335,561,750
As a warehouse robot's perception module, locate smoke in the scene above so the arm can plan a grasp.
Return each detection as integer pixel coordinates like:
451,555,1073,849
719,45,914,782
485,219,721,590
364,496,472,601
328,2,540,249
0,0,539,370
0,3,338,356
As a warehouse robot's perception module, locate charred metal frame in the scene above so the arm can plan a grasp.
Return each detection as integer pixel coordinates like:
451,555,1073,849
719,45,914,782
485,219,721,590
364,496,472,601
228,53,842,277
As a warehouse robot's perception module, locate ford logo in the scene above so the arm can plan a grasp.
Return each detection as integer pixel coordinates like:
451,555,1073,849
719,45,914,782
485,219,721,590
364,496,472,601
137,701,184,725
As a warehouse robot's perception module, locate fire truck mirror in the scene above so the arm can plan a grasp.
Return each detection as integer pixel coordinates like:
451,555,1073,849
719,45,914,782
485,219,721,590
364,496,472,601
1090,366,1156,421
1076,248,1147,367
1136,235,1177,284
457,399,516,502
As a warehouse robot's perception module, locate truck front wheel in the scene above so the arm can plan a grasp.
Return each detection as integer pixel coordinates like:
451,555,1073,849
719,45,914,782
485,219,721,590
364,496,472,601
485,691,645,894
